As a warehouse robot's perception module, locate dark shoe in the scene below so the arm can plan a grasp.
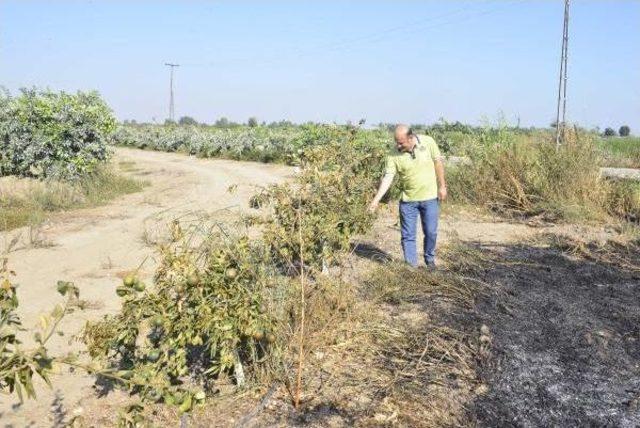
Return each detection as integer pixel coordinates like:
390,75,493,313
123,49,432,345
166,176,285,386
423,262,437,272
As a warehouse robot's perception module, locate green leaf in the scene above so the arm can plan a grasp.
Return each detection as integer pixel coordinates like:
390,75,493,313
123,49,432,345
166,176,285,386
178,394,192,413
56,281,69,296
14,379,23,403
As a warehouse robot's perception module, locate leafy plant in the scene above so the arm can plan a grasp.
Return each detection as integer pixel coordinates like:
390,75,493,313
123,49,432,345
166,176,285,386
110,123,390,166
0,258,82,401
0,88,116,180
260,125,386,271
82,224,278,412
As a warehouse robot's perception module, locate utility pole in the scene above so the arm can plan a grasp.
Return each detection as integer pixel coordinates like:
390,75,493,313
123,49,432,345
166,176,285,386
165,63,180,122
555,0,570,148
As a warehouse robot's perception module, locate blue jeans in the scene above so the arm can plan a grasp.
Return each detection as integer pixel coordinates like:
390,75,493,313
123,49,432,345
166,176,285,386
399,198,439,267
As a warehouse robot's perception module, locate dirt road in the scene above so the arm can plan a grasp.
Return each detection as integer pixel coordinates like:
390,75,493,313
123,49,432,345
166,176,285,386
0,148,292,427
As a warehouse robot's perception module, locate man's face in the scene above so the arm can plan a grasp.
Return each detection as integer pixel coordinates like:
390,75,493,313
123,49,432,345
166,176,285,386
394,132,413,152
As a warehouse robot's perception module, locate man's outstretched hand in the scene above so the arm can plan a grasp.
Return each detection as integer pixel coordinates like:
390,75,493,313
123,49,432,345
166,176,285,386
368,200,379,213
438,186,448,202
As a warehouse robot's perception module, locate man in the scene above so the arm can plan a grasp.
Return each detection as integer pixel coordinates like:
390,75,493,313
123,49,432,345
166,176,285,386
369,124,447,268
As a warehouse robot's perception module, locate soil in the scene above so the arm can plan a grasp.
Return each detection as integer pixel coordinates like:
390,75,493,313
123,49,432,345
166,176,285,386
0,148,292,427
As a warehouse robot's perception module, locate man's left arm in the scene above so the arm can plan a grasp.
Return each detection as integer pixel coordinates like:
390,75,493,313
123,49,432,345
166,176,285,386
426,137,447,201
434,159,447,201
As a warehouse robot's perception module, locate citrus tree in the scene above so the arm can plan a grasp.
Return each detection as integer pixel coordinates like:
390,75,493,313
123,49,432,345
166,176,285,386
259,125,387,271
82,225,279,412
0,88,116,180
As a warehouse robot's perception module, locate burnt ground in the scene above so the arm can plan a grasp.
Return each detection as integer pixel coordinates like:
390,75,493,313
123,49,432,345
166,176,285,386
465,242,640,427
244,230,640,428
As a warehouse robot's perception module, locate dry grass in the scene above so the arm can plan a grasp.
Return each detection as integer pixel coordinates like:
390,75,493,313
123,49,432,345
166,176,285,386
532,231,640,273
354,257,494,427
448,130,640,223
247,239,495,426
0,165,145,231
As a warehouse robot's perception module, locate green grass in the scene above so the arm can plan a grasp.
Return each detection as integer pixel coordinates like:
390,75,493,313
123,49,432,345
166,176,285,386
0,165,146,231
598,136,640,168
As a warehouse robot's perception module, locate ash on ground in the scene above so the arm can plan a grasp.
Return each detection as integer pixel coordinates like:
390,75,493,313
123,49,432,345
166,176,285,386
468,243,640,427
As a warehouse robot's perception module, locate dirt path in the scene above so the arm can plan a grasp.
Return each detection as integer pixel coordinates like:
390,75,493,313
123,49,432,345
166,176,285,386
0,148,292,427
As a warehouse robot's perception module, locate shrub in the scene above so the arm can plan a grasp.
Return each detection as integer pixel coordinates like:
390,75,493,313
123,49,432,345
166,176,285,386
82,227,280,411
0,88,116,180
605,180,640,222
260,126,386,271
604,127,616,137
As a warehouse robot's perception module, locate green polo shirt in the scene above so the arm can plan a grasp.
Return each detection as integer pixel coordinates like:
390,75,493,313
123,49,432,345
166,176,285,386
384,135,442,202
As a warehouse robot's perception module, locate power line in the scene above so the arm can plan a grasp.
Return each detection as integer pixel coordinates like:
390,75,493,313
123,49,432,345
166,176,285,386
555,0,570,147
165,63,180,121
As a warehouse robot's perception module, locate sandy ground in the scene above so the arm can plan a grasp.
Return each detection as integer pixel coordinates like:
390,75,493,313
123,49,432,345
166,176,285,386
0,148,292,427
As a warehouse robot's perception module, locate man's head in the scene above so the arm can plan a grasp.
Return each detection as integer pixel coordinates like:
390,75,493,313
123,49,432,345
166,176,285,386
394,124,415,152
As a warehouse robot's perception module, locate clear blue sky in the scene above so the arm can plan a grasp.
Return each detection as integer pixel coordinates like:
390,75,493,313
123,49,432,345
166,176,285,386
1,1,638,131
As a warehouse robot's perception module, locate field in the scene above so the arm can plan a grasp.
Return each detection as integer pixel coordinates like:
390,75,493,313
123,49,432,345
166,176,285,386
598,136,640,168
1,94,640,427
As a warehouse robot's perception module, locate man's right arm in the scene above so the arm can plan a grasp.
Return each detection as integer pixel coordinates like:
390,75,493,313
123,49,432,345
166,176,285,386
368,173,394,212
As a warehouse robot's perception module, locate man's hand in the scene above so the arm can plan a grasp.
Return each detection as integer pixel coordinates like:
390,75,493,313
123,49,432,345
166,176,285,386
368,200,380,213
438,185,447,202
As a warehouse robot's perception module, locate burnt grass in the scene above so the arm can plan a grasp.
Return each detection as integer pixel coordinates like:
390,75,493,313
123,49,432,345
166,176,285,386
465,242,640,427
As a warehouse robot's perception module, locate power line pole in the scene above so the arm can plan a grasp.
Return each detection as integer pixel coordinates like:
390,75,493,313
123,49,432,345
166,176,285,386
555,0,570,148
165,63,180,122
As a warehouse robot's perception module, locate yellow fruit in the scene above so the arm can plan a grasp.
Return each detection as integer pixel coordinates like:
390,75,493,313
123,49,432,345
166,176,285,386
266,333,276,343
252,330,264,341
146,350,161,362
123,275,136,287
225,268,238,279
186,274,200,286
151,315,164,327
133,282,146,292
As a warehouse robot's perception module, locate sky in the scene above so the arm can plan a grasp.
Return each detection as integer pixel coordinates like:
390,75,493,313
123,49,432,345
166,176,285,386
1,0,639,131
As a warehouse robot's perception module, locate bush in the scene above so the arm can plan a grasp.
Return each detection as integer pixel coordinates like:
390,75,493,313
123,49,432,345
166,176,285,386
0,88,116,180
260,126,386,270
82,228,279,410
81,124,386,416
1,260,83,402
619,125,631,137
604,127,617,137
